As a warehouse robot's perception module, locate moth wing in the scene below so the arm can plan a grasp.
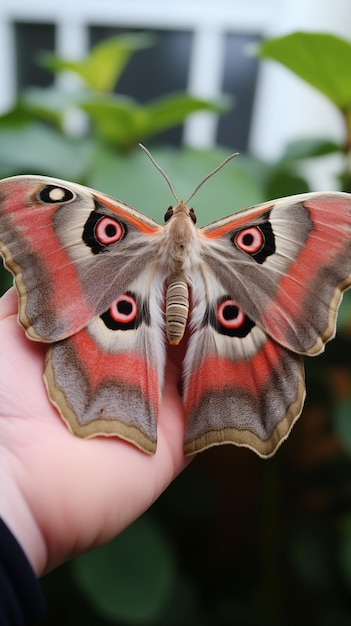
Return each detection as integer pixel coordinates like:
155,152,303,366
0,175,161,342
183,270,305,457
201,192,351,355
44,271,166,453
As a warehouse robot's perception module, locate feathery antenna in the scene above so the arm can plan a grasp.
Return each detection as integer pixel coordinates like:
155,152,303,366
139,143,239,206
139,143,179,203
185,152,239,204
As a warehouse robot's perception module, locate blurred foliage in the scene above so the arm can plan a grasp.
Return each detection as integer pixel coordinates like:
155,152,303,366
72,516,176,623
40,34,155,93
2,30,351,626
258,31,351,190
258,32,351,110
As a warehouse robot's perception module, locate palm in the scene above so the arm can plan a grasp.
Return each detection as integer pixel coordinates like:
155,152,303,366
0,289,188,575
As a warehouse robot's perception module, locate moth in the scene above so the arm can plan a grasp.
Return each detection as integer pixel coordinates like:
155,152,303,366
0,151,351,457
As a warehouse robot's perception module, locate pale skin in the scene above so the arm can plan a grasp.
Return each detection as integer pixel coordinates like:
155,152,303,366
0,288,189,577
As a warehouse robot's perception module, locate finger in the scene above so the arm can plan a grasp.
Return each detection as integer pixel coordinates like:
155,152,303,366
0,287,18,319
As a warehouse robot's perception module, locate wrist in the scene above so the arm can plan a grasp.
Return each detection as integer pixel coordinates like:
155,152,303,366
0,464,47,576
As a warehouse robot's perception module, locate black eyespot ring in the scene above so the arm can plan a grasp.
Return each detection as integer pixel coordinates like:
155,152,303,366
205,295,255,337
83,210,127,254
231,216,276,265
217,299,245,329
100,291,150,330
235,226,264,254
37,185,75,204
109,294,138,324
94,217,124,245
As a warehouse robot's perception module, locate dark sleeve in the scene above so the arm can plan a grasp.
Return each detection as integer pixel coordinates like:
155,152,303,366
0,518,45,625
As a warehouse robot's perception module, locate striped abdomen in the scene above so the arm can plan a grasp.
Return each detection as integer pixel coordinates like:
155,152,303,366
166,275,189,345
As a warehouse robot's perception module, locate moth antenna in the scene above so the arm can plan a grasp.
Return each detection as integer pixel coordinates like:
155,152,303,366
139,143,180,204
185,152,239,204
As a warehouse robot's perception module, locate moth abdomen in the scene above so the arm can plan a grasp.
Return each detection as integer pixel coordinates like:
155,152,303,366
166,275,189,345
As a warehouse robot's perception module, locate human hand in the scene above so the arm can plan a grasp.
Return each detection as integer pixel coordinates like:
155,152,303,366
0,288,189,576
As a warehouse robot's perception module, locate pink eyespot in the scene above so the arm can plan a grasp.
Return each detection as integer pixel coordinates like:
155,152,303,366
95,217,124,245
217,299,245,329
109,295,138,323
235,226,264,254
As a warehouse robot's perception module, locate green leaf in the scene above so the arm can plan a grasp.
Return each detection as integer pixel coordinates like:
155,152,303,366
258,32,351,109
0,102,36,127
0,87,86,130
145,92,229,136
0,122,92,179
72,515,176,623
265,167,310,199
20,86,84,127
40,34,154,93
281,137,343,161
81,92,226,149
81,94,140,147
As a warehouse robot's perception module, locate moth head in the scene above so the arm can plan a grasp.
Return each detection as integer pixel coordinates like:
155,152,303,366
164,202,197,225
164,204,197,225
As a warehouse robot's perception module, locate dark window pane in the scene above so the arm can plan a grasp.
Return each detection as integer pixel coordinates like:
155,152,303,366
15,22,55,91
217,32,261,152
